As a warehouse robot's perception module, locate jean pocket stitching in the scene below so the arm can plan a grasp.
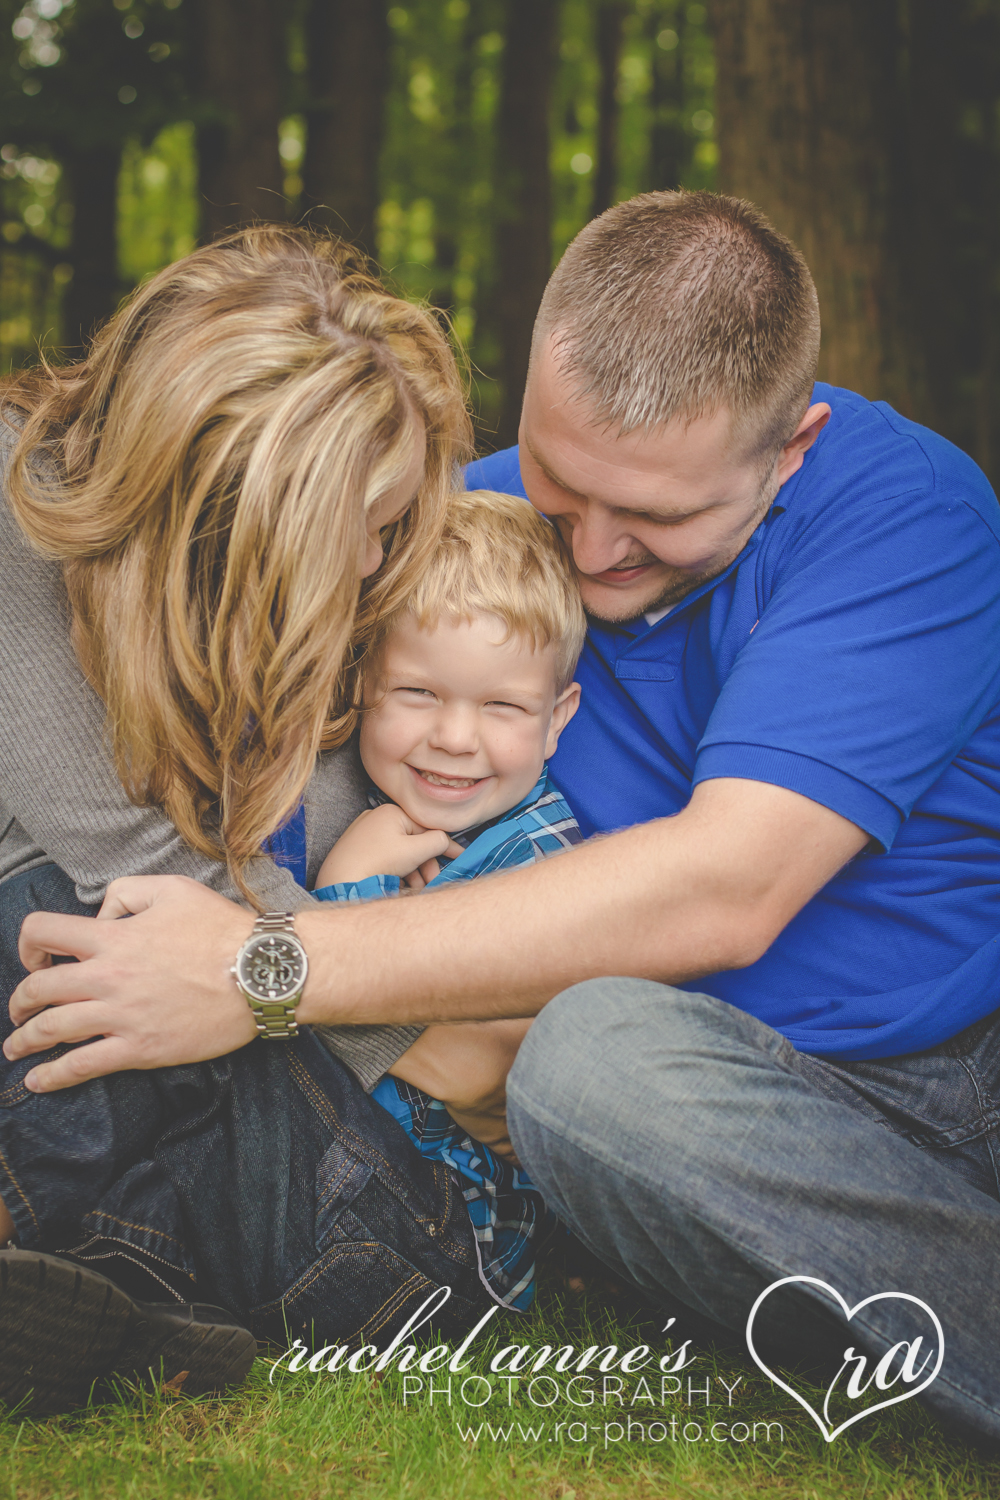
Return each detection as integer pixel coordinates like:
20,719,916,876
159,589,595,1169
82,1210,187,1250
254,1241,423,1328
907,1113,1000,1150
290,1052,452,1235
0,1143,40,1235
904,1058,1000,1148
289,1054,339,1129
316,1157,360,1214
364,1274,432,1343
337,1121,452,1232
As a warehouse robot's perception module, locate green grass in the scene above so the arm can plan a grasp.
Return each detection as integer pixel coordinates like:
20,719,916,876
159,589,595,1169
1,1281,996,1500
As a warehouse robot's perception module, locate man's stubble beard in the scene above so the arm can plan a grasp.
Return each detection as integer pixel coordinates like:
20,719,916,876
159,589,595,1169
580,561,722,624
579,474,779,625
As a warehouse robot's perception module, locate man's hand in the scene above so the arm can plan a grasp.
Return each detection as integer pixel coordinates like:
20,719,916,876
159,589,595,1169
388,1019,533,1161
5,875,256,1092
3,779,869,1093
315,803,463,890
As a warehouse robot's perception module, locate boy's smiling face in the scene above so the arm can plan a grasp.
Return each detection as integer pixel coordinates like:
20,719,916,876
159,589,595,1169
359,611,581,833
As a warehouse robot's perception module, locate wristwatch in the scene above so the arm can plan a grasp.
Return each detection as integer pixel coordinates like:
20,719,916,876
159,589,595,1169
232,912,309,1040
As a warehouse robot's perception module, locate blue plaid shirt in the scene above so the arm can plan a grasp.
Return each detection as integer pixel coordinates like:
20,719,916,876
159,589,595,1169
313,769,582,1311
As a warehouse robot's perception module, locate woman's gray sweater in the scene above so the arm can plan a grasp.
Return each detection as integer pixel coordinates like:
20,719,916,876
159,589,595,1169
0,419,420,1089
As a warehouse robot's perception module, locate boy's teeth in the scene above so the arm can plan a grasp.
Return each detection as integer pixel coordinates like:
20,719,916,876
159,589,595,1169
422,771,478,787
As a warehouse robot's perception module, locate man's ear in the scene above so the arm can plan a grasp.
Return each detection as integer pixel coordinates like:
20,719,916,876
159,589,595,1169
775,401,832,486
544,681,581,758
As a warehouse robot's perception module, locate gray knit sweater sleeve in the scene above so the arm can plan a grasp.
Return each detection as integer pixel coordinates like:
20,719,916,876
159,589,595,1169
0,419,420,1090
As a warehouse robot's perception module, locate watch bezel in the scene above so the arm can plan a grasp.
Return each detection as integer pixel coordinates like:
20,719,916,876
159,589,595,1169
234,929,309,1005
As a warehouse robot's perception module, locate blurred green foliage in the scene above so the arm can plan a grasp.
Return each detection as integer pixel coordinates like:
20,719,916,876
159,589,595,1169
0,0,716,434
118,121,197,282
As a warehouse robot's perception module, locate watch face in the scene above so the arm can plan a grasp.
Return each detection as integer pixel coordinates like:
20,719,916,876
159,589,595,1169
237,934,307,1003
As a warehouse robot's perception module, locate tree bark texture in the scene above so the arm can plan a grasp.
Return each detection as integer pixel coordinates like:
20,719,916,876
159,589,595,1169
592,2,626,218
708,0,924,416
62,143,122,352
906,0,999,477
495,0,559,448
647,5,689,191
303,0,390,260
191,0,287,241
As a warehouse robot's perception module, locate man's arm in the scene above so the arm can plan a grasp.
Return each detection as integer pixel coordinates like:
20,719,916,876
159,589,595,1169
301,776,866,1021
7,776,867,1092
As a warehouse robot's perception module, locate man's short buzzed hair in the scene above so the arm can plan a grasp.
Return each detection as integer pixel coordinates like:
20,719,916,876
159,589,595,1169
534,190,821,459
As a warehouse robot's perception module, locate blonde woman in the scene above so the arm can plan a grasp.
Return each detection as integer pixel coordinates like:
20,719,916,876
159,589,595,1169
0,227,490,1412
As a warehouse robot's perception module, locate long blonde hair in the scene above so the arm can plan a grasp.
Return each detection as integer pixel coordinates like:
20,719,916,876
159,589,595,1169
3,226,471,896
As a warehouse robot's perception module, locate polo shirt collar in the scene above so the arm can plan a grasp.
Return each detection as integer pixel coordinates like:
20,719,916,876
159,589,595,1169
603,501,785,642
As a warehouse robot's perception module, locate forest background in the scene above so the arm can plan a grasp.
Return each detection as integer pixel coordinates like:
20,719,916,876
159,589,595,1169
0,0,998,474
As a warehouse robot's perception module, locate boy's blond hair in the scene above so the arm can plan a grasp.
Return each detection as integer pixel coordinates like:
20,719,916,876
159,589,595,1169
361,488,586,692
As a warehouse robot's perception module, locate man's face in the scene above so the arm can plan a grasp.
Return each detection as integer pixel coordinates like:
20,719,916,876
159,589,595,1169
519,336,828,622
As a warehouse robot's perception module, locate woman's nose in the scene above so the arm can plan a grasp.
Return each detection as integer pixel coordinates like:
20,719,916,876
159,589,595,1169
360,531,384,580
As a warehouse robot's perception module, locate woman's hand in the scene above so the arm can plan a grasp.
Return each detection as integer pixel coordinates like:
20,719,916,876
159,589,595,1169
5,875,257,1092
315,804,463,891
387,1019,533,1161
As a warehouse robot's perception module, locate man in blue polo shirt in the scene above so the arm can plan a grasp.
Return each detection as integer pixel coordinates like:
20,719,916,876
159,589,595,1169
461,190,1000,1434
10,190,1000,1437
468,368,1000,1065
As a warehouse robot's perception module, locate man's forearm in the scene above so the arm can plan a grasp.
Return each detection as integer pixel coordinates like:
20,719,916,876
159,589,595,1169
298,823,685,1026
296,777,867,1027
7,778,866,1093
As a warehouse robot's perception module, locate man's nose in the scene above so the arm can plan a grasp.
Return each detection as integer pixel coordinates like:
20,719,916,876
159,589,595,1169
569,512,635,575
428,705,479,755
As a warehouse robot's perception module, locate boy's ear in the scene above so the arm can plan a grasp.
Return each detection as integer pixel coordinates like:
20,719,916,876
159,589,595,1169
544,681,581,758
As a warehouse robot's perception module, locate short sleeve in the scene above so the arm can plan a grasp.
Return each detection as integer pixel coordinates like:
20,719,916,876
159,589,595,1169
694,490,1000,849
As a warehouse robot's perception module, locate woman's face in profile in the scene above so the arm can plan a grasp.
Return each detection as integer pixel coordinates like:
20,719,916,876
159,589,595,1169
361,426,427,579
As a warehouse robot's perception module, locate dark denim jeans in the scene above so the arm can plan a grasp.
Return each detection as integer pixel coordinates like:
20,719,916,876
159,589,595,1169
508,979,1000,1442
0,865,489,1346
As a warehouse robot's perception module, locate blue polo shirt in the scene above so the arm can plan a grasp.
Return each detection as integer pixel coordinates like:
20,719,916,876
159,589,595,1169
465,383,1000,1061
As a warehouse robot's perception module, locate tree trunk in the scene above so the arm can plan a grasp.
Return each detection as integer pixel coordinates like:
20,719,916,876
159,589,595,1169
62,142,122,352
973,93,1000,484
495,0,559,448
904,0,961,442
592,3,626,217
191,0,286,241
707,0,924,416
302,0,389,260
905,0,1000,479
647,4,689,190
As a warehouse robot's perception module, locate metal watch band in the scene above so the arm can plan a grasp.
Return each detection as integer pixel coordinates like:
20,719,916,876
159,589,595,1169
244,911,301,1041
255,912,295,932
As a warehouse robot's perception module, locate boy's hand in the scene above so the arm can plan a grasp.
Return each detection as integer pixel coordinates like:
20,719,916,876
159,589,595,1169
315,803,463,890
388,1019,533,1162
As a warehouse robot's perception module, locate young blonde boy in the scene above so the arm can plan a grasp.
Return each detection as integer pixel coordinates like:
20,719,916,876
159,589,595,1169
311,488,587,1309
